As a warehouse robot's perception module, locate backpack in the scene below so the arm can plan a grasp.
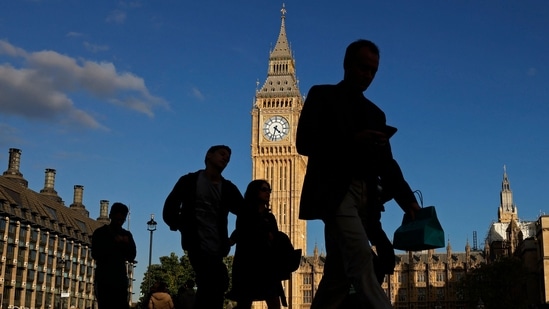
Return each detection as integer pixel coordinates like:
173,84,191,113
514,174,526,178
273,231,302,280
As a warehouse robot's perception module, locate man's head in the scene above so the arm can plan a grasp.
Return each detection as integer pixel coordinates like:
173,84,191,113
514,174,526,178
204,145,232,172
343,39,380,92
109,202,129,228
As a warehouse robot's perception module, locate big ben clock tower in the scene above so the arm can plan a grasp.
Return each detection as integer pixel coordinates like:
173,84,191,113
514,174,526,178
251,6,307,307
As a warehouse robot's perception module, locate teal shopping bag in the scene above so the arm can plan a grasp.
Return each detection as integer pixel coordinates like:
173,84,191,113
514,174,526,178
393,206,445,251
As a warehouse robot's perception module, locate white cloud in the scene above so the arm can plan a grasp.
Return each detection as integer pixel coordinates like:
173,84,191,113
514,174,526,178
0,40,27,57
66,32,83,38
83,42,110,53
106,10,127,24
0,40,167,129
191,87,205,101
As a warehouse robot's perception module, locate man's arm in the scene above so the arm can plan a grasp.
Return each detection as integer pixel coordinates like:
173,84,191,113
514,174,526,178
126,232,137,262
224,180,244,215
163,176,187,231
380,153,421,218
91,227,109,262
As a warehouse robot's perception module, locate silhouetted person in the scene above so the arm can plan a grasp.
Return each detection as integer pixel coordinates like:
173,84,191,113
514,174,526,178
92,202,136,309
174,279,196,309
296,39,421,308
227,180,290,308
148,281,175,309
163,145,243,309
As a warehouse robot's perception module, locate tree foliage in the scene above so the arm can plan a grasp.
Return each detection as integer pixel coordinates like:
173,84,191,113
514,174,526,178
138,252,196,306
138,252,235,308
458,256,529,309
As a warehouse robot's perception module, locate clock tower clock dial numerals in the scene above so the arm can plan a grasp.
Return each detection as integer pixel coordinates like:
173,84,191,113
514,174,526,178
263,116,290,141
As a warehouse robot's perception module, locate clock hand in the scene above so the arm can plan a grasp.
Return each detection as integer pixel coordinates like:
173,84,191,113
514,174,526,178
273,126,281,133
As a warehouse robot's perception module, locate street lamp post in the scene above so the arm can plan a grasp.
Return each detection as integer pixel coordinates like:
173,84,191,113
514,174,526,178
146,214,157,291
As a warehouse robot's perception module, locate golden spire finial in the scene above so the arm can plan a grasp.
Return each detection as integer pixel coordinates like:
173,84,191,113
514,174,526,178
281,3,286,17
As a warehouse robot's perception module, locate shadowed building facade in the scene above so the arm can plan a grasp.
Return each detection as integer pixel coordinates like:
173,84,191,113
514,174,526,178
0,148,136,309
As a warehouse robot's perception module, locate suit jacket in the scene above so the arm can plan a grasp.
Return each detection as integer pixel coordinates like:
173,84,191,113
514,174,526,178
296,81,416,220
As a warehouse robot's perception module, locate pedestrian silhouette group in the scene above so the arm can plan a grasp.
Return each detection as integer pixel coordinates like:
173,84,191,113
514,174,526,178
92,39,419,309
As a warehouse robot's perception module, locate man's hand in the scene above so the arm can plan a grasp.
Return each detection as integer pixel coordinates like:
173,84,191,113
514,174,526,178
407,202,422,220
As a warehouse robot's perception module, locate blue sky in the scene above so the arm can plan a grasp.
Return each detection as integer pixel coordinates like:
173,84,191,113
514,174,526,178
1,1,548,301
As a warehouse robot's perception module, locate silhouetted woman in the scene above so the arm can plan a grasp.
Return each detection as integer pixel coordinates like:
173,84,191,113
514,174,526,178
227,180,285,308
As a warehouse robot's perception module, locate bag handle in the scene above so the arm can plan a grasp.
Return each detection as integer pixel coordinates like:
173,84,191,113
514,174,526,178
413,190,424,207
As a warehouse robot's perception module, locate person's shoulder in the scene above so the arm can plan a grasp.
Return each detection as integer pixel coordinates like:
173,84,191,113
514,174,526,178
158,291,172,298
94,224,108,231
221,178,240,192
175,170,201,185
309,83,338,92
180,170,201,179
306,83,343,101
221,178,243,200
92,224,109,235
120,227,134,237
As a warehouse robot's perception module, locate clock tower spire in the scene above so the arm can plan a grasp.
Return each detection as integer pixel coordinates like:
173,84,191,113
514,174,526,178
251,5,307,306
498,165,518,223
256,3,300,99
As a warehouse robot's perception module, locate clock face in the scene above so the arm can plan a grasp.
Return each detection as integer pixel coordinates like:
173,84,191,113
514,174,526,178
263,116,290,141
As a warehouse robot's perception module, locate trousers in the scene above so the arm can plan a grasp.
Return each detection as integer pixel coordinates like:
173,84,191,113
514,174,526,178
188,250,229,309
94,277,129,309
311,179,393,309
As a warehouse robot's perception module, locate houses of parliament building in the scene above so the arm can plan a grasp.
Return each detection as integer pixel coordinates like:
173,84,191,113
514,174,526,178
1,5,549,309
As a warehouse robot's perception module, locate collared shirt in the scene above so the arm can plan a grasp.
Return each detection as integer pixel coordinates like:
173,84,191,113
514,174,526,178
194,170,223,255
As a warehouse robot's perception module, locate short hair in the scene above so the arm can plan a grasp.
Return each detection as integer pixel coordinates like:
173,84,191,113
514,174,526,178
204,145,232,165
343,39,380,70
151,281,168,293
109,202,129,216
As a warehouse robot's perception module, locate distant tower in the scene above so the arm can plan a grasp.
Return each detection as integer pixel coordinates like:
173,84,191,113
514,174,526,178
251,3,306,253
250,4,307,308
498,165,518,223
486,165,531,261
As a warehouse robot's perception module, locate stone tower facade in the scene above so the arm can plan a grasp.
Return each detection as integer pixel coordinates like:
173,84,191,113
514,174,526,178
498,165,518,223
250,5,309,308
